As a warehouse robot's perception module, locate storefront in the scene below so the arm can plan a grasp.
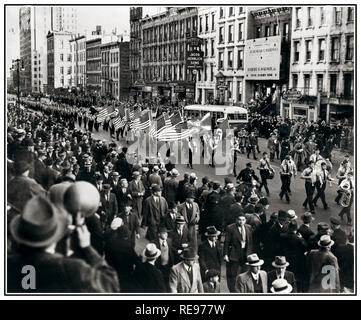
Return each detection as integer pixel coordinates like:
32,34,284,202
281,91,318,122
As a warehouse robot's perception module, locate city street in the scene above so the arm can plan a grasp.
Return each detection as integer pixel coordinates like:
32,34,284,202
75,123,354,293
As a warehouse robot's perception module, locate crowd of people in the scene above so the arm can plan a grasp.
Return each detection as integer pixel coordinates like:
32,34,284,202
6,98,354,294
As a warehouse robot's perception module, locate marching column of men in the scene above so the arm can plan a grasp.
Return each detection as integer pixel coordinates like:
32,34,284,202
6,101,354,293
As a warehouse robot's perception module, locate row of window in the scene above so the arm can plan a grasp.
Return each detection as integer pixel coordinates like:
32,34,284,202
254,23,289,40
218,49,244,70
143,16,197,44
219,7,244,19
59,66,72,75
293,36,354,63
101,66,119,79
101,51,119,64
295,7,354,29
143,65,196,82
291,72,353,99
218,22,245,44
86,61,101,72
198,12,216,33
60,53,72,62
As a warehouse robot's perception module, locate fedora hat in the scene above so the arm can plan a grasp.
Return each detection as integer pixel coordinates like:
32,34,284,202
301,212,315,224
206,268,220,281
205,226,221,237
272,256,290,268
175,216,186,224
132,171,140,177
170,168,179,177
180,248,198,260
151,184,161,193
10,196,67,248
287,210,298,220
318,235,335,248
245,254,264,266
143,243,161,260
103,184,111,191
270,279,293,294
248,194,259,205
225,183,235,191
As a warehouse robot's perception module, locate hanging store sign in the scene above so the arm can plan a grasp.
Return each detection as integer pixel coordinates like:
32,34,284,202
186,37,204,70
282,89,302,102
244,35,282,80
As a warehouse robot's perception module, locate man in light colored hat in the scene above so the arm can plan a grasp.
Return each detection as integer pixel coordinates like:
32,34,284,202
235,253,268,293
270,278,293,294
164,168,179,206
8,196,119,293
267,256,297,293
306,235,340,293
133,243,167,293
169,247,204,293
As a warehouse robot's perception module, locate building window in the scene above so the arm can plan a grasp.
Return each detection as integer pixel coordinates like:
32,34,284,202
204,65,207,81
318,39,325,61
264,26,270,37
238,23,244,41
205,15,209,32
60,53,63,61
237,80,243,102
304,74,311,95
283,23,289,40
220,7,224,18
229,7,234,17
292,74,298,89
219,26,224,43
227,81,232,101
320,7,325,25
211,14,215,31
344,73,353,99
199,17,203,33
256,27,261,38
296,7,301,28
331,37,340,62
239,7,244,14
210,64,214,81
60,67,64,74
204,40,208,57
211,39,215,56
346,35,354,61
219,52,224,69
293,41,300,62
67,67,71,75
273,24,279,36
237,49,244,69
228,50,233,68
307,7,314,27
330,74,337,95
347,7,354,22
317,74,323,92
228,25,234,43
334,7,342,24
305,40,312,62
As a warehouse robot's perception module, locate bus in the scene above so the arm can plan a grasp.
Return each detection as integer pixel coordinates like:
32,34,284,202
184,105,249,129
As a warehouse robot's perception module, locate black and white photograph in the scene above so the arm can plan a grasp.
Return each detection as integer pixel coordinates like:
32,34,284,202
4,2,356,297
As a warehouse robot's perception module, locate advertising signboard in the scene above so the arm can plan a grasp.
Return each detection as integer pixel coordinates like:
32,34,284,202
186,37,204,70
244,35,281,80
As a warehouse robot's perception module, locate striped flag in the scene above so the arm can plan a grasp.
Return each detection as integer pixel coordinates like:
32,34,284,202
96,106,114,123
157,111,183,136
132,110,151,131
129,108,143,129
149,114,165,137
114,116,123,131
158,121,193,142
152,113,172,138
187,112,212,134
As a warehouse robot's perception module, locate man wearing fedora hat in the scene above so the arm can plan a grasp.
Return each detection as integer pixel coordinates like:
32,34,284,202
8,196,120,293
133,243,167,293
169,247,204,293
163,168,179,206
267,256,297,293
198,226,222,282
128,171,146,222
270,278,293,294
142,184,168,241
306,235,340,293
298,212,315,242
100,184,118,230
170,216,191,264
178,190,200,248
203,269,221,293
224,212,254,292
119,199,140,248
235,253,268,293
148,166,163,190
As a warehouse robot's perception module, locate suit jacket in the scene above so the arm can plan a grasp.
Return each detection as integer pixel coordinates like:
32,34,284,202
177,179,189,203
223,223,253,262
44,166,60,190
128,179,145,217
203,280,221,293
235,270,268,293
8,247,119,293
267,270,297,293
119,212,140,246
100,191,118,226
153,237,175,269
178,202,200,225
142,196,168,228
169,262,204,293
34,158,48,188
160,212,177,232
164,177,179,205
198,240,222,279
133,262,167,293
298,224,315,242
116,187,132,211
148,173,163,189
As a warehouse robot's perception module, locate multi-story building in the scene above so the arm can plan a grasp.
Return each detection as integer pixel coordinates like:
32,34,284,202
100,41,130,100
215,6,248,105
130,6,143,97
86,38,102,94
195,6,218,104
69,35,87,89
141,7,198,103
244,6,292,113
47,30,73,90
19,6,78,93
285,6,354,122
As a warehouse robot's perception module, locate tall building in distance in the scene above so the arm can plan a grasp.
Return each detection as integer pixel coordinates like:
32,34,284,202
51,7,78,34
285,6,354,122
130,6,143,94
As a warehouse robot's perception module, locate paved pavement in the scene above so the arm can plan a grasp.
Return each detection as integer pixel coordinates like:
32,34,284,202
77,123,354,293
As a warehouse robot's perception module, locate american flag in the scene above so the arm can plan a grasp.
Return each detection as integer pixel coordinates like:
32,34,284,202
156,112,183,137
152,113,172,139
96,106,114,123
113,116,123,131
158,121,193,142
129,107,142,129
131,110,151,131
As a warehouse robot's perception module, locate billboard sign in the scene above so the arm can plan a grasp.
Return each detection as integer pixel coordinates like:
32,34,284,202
186,37,204,70
244,36,282,80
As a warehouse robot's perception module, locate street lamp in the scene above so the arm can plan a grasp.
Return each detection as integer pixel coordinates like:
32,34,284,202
10,59,25,106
